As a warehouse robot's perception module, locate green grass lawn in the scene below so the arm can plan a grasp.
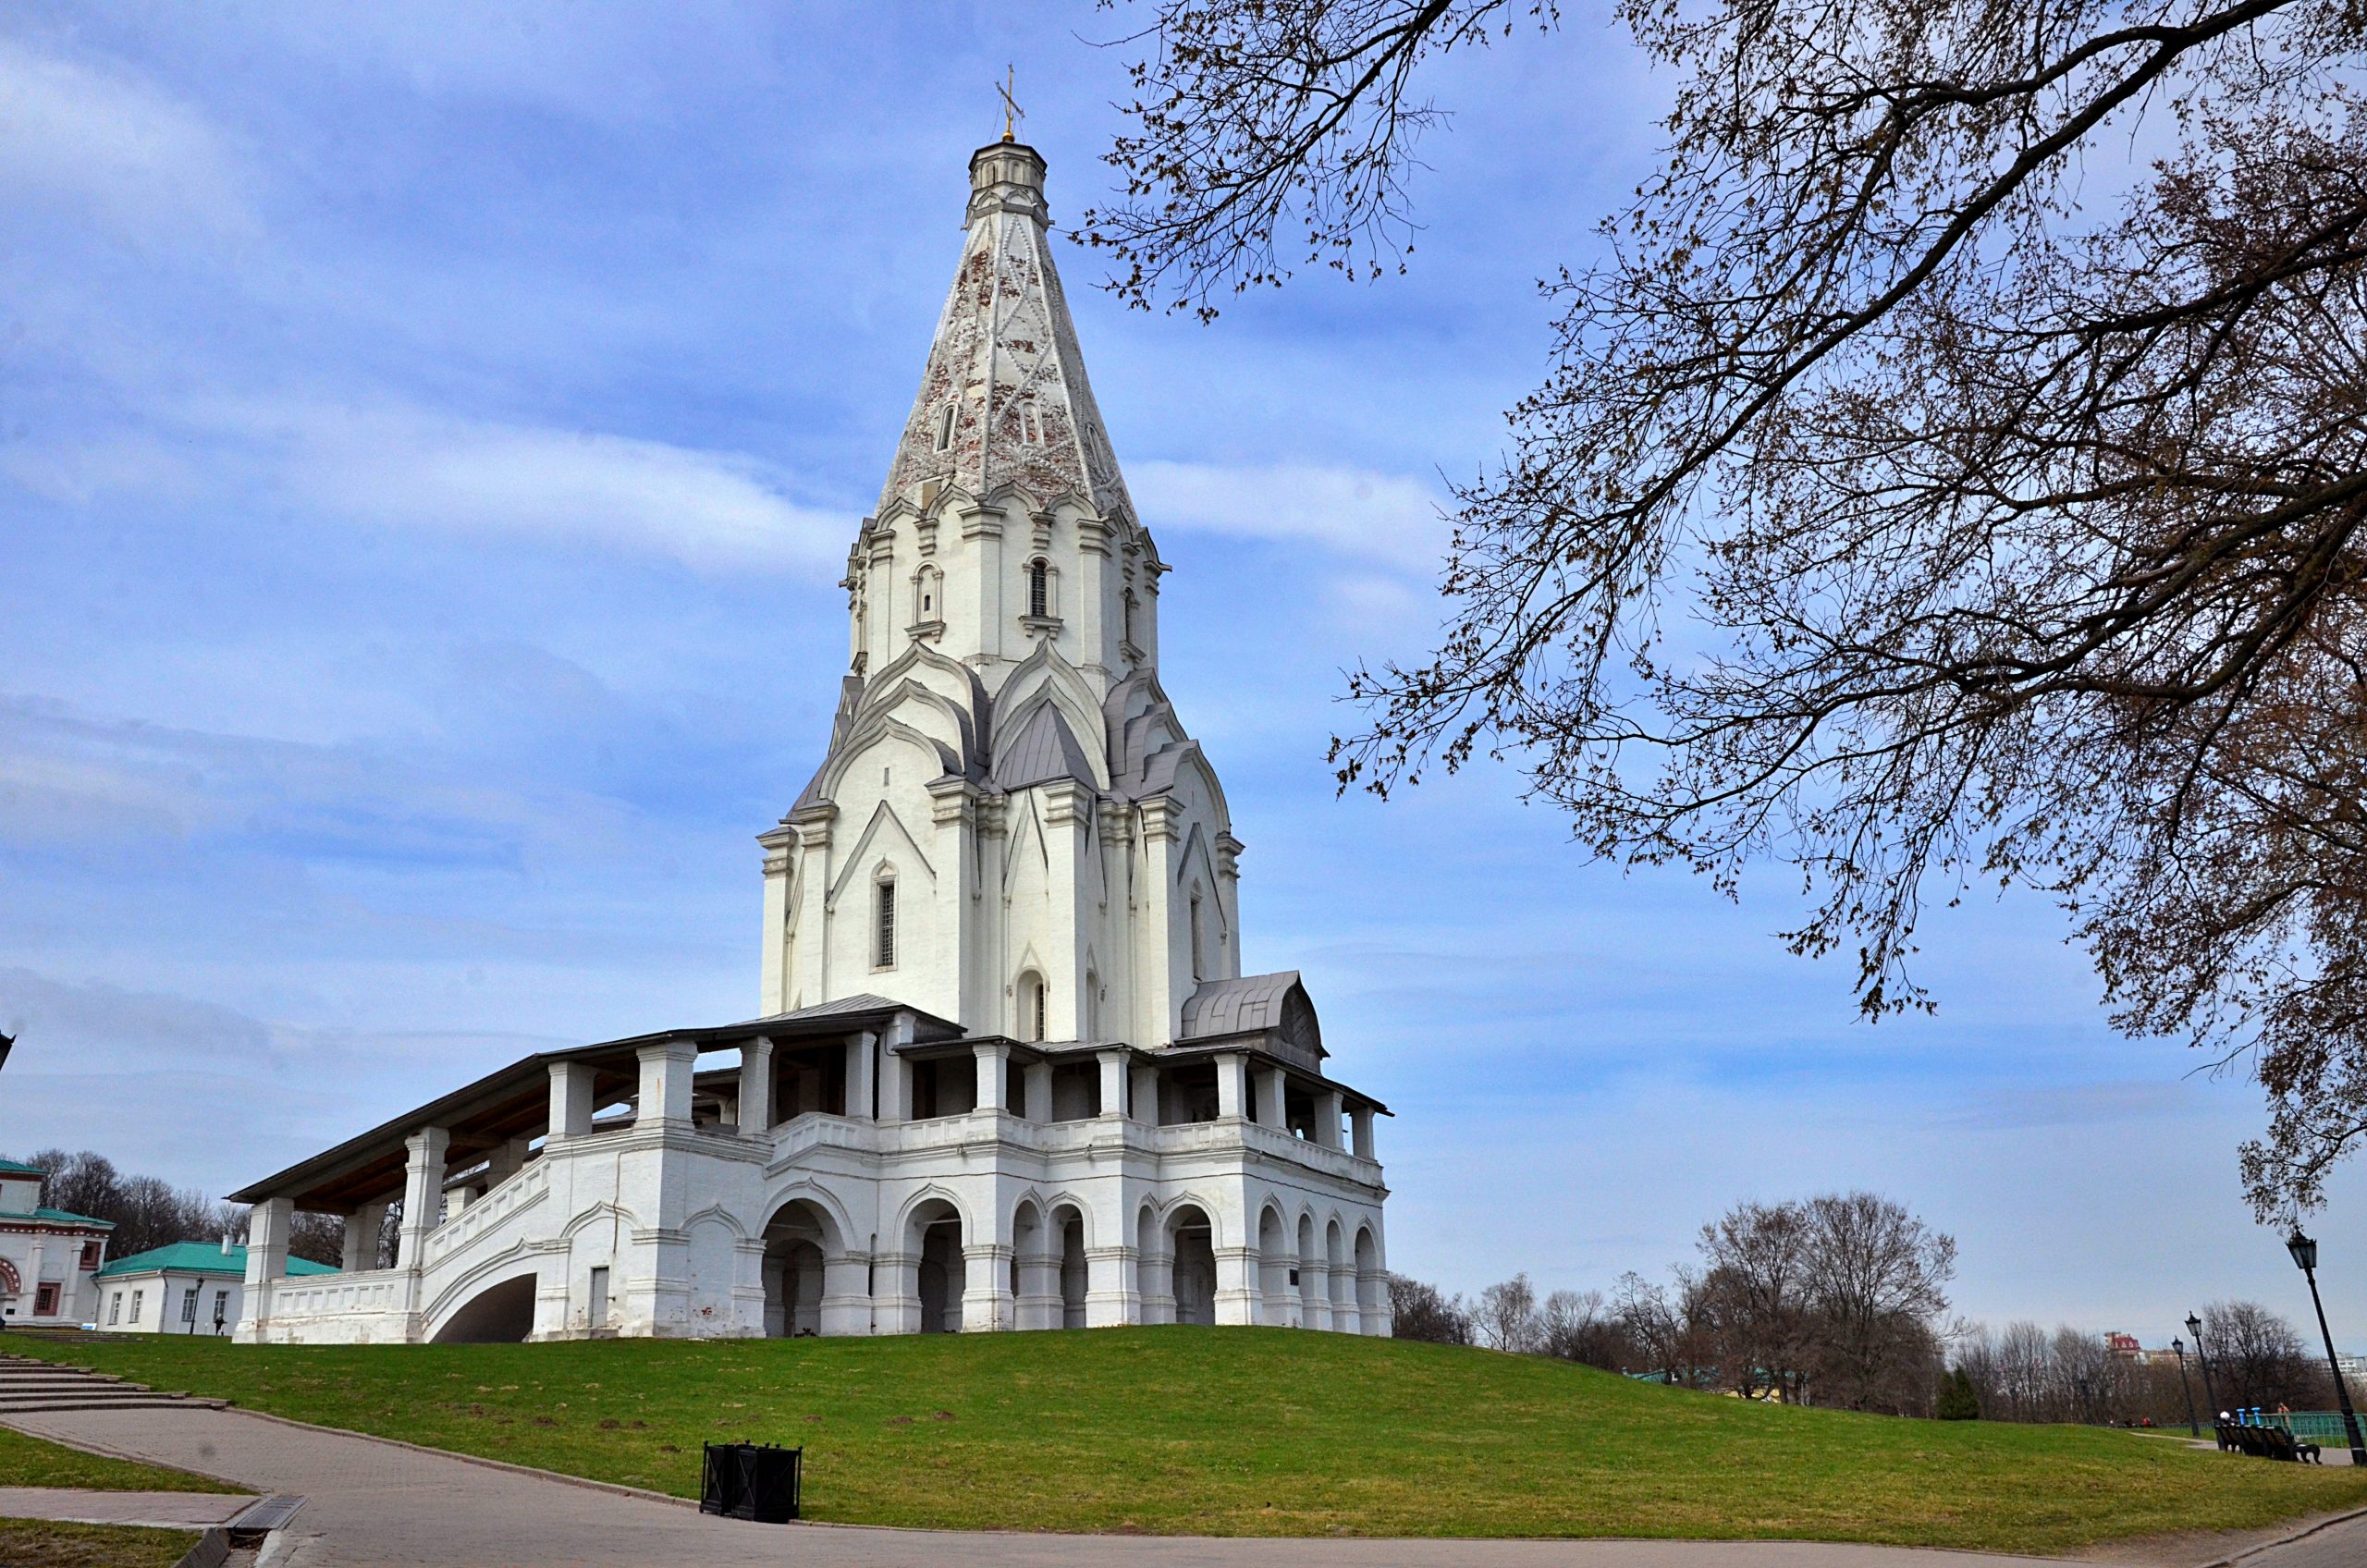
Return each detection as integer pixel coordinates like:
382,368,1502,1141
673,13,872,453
0,1518,197,1568
0,1421,239,1493
13,1328,2367,1551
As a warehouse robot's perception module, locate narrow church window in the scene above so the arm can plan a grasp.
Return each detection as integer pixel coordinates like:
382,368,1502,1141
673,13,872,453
936,404,955,451
875,879,897,969
1122,590,1137,644
1190,890,1205,982
1028,557,1049,619
1019,972,1047,1042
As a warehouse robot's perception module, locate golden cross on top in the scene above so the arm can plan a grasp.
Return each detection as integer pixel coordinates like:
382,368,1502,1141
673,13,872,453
998,64,1023,142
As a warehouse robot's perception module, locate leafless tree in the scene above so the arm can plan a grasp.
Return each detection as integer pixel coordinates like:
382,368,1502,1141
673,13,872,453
1613,1268,1691,1382
1800,1193,1956,1411
1092,0,2367,1219
1537,1286,1631,1367
1476,1270,1542,1351
2202,1298,2330,1409
13,1147,231,1259
1691,1200,1815,1401
1386,1273,1476,1342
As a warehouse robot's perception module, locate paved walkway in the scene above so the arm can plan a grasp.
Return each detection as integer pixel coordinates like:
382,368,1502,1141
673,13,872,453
4,1403,2361,1568
0,1485,256,1527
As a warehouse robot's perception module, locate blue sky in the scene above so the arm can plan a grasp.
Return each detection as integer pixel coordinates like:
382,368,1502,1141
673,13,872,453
4,3,2360,1342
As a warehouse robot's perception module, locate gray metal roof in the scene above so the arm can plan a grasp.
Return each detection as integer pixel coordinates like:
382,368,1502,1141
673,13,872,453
1180,971,1324,1060
992,701,1097,792
227,994,960,1208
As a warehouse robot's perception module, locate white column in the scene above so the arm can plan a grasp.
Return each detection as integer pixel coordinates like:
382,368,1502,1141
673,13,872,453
637,1039,697,1125
235,1197,292,1341
445,1184,472,1217
1214,1052,1247,1119
1138,1235,1176,1325
1214,1243,1259,1325
975,1041,1012,1112
1086,1243,1136,1327
879,1013,915,1123
341,1201,388,1272
1024,1059,1053,1121
963,1238,1013,1332
1017,1224,1061,1329
548,1060,596,1140
1351,1105,1376,1160
1130,1062,1161,1125
396,1127,449,1270
847,1030,878,1120
1315,1089,1344,1149
485,1136,531,1187
739,1036,776,1134
820,1252,874,1337
1096,1048,1130,1118
1255,1067,1286,1129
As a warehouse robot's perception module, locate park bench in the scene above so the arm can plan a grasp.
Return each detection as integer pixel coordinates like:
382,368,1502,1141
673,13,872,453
2214,1421,2321,1462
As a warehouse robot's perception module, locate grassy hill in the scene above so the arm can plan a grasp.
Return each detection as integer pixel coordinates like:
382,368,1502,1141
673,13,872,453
13,1327,2367,1551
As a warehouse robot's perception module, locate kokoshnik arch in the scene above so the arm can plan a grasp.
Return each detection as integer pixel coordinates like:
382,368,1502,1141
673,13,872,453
227,137,1392,1345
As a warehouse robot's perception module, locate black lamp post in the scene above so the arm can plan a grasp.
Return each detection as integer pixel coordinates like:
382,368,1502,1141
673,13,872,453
2074,1371,2091,1425
2187,1311,2222,1420
2172,1337,2201,1438
2285,1229,2367,1467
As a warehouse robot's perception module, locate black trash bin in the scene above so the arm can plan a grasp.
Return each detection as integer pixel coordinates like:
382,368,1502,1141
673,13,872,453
700,1441,802,1523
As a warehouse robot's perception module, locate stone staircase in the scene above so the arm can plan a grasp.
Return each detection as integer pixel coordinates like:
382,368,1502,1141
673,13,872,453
0,1354,227,1414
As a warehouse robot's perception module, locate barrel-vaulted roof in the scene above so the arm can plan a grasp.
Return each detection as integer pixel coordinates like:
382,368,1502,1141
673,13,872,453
1180,971,1325,1063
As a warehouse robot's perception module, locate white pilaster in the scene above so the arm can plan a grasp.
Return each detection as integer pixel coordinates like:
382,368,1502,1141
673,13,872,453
1214,1052,1247,1120
637,1039,698,1126
341,1201,387,1273
235,1196,292,1341
1096,1048,1130,1119
395,1127,449,1271
739,1036,775,1134
1315,1089,1344,1150
1254,1066,1286,1129
975,1040,1012,1111
548,1061,595,1140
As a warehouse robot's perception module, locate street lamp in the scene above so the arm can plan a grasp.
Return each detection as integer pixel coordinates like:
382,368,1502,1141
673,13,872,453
2172,1337,2201,1439
2286,1229,2367,1467
2074,1372,2091,1425
2186,1312,2223,1420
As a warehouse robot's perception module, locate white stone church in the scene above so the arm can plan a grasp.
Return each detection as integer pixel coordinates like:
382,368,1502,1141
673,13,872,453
230,137,1392,1345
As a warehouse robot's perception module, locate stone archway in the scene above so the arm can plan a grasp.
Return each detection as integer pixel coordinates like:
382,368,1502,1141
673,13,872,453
1170,1204,1218,1326
761,1196,847,1338
1049,1203,1087,1329
430,1273,537,1344
1012,1199,1055,1329
907,1196,964,1334
1354,1225,1383,1334
1257,1205,1292,1325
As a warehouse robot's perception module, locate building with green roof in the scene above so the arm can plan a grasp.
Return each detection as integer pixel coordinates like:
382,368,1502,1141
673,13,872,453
1,1158,113,1328
95,1240,337,1335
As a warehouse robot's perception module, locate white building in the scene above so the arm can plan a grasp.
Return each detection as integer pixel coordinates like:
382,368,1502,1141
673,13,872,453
229,135,1392,1346
0,1158,110,1328
96,1240,337,1335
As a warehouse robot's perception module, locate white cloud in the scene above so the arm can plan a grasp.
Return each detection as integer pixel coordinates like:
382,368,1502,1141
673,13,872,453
258,401,854,573
12,391,855,576
0,36,254,237
1132,459,1452,573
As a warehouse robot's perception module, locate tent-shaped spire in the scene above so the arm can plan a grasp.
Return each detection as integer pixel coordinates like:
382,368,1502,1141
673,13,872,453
877,141,1134,522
